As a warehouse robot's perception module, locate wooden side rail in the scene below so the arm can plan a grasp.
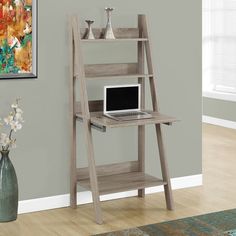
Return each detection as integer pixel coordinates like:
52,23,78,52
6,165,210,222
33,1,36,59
77,161,139,181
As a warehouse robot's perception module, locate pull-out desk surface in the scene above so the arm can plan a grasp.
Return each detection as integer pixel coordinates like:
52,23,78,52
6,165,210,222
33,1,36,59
76,111,178,132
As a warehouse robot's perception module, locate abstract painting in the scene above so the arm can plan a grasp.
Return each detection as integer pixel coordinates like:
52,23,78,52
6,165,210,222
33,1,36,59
0,0,37,79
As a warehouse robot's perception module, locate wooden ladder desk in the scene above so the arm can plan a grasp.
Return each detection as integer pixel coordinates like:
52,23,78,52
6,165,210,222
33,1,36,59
69,14,178,224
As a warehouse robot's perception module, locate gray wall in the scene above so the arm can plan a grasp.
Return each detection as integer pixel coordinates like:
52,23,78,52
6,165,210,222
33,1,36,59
203,97,236,121
0,0,202,201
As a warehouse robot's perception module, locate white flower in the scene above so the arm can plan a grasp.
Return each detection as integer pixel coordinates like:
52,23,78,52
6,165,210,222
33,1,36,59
16,108,23,114
15,113,24,122
0,98,23,151
10,121,22,132
0,133,10,147
4,115,13,125
11,103,18,109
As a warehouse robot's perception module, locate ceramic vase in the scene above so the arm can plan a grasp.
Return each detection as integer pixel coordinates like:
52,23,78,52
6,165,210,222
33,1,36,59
0,150,18,222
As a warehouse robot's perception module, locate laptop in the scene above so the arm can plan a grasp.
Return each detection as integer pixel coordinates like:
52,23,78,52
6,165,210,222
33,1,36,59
103,84,152,121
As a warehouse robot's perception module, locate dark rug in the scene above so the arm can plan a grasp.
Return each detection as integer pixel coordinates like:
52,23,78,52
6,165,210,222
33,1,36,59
94,209,236,236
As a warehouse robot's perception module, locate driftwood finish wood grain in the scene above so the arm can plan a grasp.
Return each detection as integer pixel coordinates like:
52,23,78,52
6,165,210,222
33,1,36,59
85,63,138,77
80,28,140,39
75,100,103,114
72,16,103,224
86,73,153,80
69,14,177,224
77,161,139,181
69,17,77,209
138,15,146,198
79,172,167,195
76,111,177,129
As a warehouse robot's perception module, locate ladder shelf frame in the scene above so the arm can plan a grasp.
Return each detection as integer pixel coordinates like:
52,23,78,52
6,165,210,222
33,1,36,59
69,14,176,224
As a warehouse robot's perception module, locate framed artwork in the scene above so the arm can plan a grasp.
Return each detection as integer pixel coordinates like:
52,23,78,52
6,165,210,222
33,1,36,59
0,0,37,79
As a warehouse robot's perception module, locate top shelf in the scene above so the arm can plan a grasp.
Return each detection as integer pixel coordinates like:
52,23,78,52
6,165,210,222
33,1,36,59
80,28,146,42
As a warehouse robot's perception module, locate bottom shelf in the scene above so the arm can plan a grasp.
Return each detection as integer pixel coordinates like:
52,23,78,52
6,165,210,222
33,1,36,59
78,172,167,195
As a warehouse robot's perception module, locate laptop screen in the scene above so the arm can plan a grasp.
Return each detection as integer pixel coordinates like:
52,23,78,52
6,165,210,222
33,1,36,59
105,85,140,113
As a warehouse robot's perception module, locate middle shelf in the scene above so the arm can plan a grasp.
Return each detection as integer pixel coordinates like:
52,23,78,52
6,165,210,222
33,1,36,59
85,74,153,80
83,63,153,80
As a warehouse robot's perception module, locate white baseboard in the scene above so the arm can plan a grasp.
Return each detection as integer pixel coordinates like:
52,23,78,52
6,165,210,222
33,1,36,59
18,174,202,214
202,115,236,129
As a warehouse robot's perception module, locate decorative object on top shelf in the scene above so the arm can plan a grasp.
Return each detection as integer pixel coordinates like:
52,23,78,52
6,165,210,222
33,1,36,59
84,20,95,39
0,98,24,222
0,0,38,80
104,7,115,39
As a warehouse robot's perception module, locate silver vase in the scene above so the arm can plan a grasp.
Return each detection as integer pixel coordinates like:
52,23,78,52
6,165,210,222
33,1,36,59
104,7,115,39
84,20,95,39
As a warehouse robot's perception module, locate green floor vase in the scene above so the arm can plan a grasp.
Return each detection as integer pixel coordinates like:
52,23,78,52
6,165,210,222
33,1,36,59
0,151,18,222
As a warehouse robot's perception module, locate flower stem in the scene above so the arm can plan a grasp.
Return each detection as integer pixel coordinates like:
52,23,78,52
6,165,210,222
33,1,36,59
9,129,13,140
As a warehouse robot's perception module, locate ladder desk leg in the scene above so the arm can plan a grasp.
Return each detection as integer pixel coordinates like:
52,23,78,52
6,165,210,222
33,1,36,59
155,124,174,210
70,115,77,208
140,14,174,210
138,125,145,198
84,120,103,224
137,24,145,197
69,17,77,208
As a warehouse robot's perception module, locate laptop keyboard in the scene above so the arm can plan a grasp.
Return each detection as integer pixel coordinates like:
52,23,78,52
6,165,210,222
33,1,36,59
112,111,147,117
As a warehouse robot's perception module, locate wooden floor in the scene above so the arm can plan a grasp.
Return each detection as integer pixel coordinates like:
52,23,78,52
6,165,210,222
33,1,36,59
0,124,236,236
